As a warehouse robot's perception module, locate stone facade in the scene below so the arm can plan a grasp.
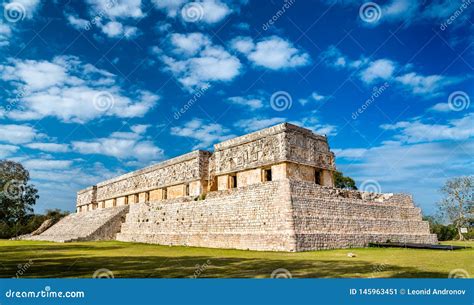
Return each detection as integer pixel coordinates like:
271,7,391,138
76,150,211,212
32,122,437,251
115,180,436,251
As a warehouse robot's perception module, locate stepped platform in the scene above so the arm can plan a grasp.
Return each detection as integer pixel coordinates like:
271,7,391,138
27,206,129,242
32,181,436,251
116,180,437,251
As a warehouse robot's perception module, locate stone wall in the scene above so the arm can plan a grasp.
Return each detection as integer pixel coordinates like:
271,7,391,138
288,181,437,250
76,150,211,209
115,179,437,251
116,180,297,251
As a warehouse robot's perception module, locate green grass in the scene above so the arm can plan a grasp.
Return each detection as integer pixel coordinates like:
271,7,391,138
0,240,472,278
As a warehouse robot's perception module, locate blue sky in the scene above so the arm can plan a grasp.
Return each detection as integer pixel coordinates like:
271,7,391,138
0,0,472,215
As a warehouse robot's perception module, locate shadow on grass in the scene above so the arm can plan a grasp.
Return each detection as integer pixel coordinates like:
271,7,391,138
0,242,447,278
0,244,124,254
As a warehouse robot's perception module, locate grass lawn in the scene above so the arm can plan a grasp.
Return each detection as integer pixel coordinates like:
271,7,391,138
0,240,472,278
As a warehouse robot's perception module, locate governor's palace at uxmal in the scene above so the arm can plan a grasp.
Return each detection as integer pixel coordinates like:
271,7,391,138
28,123,436,251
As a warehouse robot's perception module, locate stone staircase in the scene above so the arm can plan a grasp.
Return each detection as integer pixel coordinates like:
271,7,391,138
28,206,129,242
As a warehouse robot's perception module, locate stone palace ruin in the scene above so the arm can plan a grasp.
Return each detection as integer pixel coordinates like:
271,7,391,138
30,123,437,251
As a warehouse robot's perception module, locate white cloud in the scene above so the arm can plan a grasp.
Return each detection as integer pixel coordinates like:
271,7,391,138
394,72,460,96
326,0,471,28
158,33,241,89
230,36,254,53
170,118,235,149
152,0,187,17
6,0,41,18
379,0,472,25
429,102,452,112
65,0,143,39
0,56,159,123
66,14,90,31
360,59,396,83
231,36,311,70
311,92,326,101
72,125,163,161
22,159,125,212
0,144,19,158
197,0,232,24
102,21,123,37
381,112,474,143
23,159,73,170
291,114,337,136
170,32,211,56
322,46,464,97
1,58,69,90
86,0,144,19
321,46,348,69
101,21,140,39
0,22,12,47
331,148,368,159
234,117,286,133
234,113,336,136
154,21,172,33
299,91,327,106
0,124,39,144
25,142,70,153
0,1,40,46
382,0,420,22
153,0,233,24
226,96,264,110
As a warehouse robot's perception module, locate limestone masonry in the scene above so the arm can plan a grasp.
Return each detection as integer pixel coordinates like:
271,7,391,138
32,123,437,251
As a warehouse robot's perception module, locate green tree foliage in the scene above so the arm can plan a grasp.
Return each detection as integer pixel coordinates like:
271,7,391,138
0,160,39,225
333,171,357,190
423,216,458,241
436,176,473,241
0,160,39,238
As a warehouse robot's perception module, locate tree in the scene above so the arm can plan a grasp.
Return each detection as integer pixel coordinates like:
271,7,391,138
0,160,39,231
423,215,458,241
436,176,473,241
334,171,357,190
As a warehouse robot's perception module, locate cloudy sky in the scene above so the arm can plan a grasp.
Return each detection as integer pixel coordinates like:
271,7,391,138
0,0,472,214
